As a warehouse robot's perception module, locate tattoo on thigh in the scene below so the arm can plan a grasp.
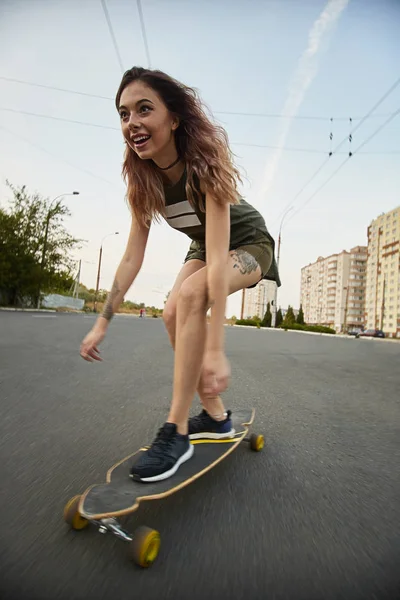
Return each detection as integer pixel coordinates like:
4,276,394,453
102,278,120,321
232,249,259,275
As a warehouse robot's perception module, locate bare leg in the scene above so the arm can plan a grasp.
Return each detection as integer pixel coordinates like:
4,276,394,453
166,275,208,433
163,261,226,421
165,251,262,434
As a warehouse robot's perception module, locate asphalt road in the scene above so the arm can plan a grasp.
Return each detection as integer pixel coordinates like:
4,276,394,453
0,311,399,600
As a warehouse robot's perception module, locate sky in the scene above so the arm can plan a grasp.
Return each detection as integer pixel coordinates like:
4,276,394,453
0,0,399,317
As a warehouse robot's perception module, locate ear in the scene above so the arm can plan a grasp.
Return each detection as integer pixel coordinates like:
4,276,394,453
171,116,180,131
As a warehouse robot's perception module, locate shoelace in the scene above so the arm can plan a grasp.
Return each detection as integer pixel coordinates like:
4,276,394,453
150,427,175,455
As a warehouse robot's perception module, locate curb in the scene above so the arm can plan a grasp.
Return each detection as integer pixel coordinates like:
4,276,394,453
231,324,399,343
0,307,56,313
232,325,338,338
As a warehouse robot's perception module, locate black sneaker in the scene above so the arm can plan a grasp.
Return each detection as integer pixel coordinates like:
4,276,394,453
188,409,235,440
130,423,194,482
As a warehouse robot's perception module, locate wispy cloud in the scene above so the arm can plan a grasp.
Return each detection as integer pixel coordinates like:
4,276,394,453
262,0,350,196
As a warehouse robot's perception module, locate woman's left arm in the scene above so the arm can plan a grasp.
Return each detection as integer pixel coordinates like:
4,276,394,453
205,191,230,352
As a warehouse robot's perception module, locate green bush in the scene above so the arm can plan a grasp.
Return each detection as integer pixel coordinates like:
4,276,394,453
235,319,259,327
307,324,336,334
279,322,335,334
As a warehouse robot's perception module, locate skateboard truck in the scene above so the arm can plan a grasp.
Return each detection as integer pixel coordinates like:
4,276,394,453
97,518,132,542
63,496,161,567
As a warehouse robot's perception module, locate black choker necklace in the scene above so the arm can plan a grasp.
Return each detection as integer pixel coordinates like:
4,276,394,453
157,156,181,171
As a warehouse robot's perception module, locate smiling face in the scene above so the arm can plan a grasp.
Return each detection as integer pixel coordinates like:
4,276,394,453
118,81,179,164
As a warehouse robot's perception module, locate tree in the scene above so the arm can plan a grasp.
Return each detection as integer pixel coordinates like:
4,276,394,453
282,305,296,327
0,182,81,306
297,304,305,325
0,209,41,305
275,308,283,328
261,302,272,327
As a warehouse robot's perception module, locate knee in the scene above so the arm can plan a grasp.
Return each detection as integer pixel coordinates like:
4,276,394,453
177,279,207,313
163,301,176,333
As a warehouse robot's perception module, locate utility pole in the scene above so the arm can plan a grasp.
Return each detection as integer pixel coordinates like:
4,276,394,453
271,206,293,327
374,227,382,328
72,260,81,299
36,191,79,308
343,285,349,332
94,245,103,313
93,232,119,313
380,274,386,331
240,288,245,320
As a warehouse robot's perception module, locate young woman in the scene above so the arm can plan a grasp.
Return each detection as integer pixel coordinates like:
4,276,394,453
80,67,280,483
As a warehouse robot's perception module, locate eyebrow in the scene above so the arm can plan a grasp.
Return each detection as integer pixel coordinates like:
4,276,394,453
118,98,154,111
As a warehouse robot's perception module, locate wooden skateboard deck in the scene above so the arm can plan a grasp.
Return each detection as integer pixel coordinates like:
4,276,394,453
79,408,255,520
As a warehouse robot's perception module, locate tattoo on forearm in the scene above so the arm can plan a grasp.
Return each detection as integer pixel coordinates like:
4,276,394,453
102,279,120,321
232,249,259,275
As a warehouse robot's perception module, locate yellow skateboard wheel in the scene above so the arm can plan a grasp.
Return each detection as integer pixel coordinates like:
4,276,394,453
63,495,89,530
129,526,161,568
250,433,264,452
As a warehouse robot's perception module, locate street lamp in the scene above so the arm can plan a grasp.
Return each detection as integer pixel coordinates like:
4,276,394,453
271,206,293,327
37,191,80,308
93,232,119,313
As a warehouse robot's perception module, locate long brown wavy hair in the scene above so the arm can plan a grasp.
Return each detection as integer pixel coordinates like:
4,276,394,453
115,67,242,226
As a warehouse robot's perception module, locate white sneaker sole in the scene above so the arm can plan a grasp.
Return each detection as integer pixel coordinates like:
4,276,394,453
130,443,194,483
189,428,236,440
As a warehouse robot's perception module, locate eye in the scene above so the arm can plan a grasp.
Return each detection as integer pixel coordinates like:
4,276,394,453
139,105,152,114
119,110,129,121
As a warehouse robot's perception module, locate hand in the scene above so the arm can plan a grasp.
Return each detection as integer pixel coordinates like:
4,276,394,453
80,326,106,362
201,350,231,397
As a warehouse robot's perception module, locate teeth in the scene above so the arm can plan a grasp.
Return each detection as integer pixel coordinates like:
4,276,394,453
134,135,150,143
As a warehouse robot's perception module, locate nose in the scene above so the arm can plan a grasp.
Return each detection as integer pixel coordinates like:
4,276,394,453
128,114,140,131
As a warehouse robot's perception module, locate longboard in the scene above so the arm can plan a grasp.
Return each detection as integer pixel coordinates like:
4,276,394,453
63,408,264,567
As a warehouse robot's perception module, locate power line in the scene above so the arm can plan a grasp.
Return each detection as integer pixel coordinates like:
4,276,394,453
332,77,400,155
285,108,400,225
232,141,324,153
1,106,398,156
354,150,400,155
0,76,396,122
0,76,113,101
271,76,400,228
232,141,400,154
0,125,122,189
101,0,124,73
137,0,151,68
0,107,119,131
347,108,400,155
214,109,393,121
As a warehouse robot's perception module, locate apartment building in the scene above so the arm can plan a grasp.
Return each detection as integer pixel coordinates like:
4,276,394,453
241,280,276,320
300,246,367,331
365,206,400,337
345,246,369,329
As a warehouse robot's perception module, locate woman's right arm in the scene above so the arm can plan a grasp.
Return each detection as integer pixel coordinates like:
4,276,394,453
80,215,150,362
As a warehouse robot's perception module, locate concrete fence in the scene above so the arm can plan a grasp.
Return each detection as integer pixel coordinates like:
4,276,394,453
41,294,84,310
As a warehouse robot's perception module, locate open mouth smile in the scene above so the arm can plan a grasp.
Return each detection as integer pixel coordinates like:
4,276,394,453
132,134,151,148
